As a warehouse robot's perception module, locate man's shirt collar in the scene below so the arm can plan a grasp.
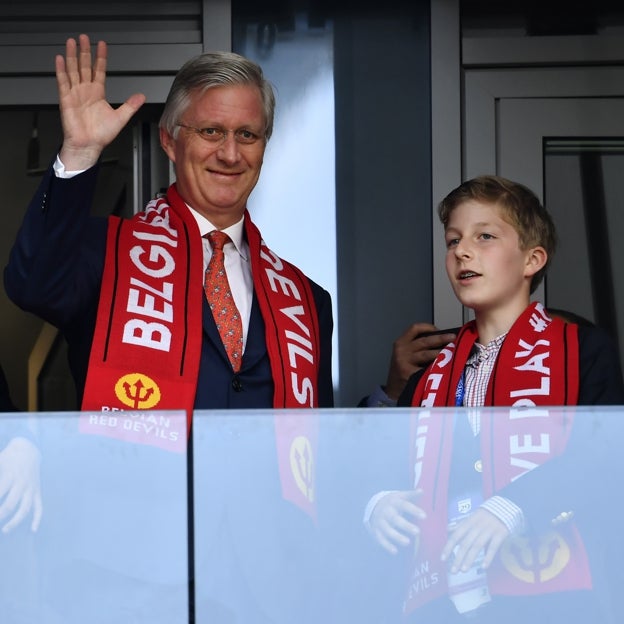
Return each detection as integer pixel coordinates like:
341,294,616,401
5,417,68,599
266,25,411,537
187,205,248,261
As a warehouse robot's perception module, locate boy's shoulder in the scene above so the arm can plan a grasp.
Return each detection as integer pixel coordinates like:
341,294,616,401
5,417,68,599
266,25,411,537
577,323,618,353
576,324,624,405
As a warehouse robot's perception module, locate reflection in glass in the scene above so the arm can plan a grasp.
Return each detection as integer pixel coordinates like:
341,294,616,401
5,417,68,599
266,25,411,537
2,406,622,622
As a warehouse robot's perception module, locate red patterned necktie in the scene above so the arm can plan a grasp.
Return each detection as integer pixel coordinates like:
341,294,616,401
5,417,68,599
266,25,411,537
204,230,243,372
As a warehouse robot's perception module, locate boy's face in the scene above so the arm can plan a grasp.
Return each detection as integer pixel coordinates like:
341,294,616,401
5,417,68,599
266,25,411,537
444,200,544,316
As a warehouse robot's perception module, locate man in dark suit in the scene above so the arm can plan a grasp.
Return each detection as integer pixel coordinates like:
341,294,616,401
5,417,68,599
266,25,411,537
5,34,333,413
5,34,333,623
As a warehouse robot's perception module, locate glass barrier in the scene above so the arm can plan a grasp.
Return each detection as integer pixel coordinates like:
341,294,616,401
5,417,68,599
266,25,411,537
0,406,622,623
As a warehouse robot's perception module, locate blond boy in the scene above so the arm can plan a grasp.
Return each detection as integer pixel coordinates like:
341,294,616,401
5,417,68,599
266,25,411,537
367,176,624,623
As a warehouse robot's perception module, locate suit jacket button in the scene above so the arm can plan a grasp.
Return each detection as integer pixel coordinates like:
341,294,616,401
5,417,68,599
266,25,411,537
232,376,243,392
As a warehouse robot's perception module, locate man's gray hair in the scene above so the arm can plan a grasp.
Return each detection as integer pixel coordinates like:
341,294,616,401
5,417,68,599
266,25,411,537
159,51,276,140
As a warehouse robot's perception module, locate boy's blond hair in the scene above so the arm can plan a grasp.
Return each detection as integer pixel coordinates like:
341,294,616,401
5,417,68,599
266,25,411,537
437,175,557,293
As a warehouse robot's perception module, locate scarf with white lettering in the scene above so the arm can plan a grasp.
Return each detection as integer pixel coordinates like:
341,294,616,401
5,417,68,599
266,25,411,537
404,302,590,613
80,184,321,516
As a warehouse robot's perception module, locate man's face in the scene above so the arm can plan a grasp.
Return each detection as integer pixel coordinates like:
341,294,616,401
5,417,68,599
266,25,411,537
160,84,267,228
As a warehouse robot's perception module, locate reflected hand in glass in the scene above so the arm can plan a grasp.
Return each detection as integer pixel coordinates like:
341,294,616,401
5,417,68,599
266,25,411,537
368,489,425,555
0,437,43,533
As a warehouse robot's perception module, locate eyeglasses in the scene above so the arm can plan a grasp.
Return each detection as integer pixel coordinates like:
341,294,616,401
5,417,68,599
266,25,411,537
176,124,265,146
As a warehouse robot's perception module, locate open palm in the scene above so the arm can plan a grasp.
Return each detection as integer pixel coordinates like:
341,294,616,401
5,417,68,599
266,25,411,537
56,34,146,170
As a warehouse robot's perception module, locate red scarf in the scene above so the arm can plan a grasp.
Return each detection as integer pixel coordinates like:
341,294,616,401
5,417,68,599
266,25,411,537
404,302,590,613
80,184,321,517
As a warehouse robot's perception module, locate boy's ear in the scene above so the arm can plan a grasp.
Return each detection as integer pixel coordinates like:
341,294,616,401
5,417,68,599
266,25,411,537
524,246,548,278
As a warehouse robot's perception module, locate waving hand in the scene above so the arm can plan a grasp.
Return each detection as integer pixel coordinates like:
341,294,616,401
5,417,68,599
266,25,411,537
56,34,146,171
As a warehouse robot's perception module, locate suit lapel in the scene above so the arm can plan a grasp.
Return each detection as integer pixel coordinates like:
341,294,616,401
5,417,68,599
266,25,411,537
241,294,268,370
202,292,267,371
201,295,230,366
